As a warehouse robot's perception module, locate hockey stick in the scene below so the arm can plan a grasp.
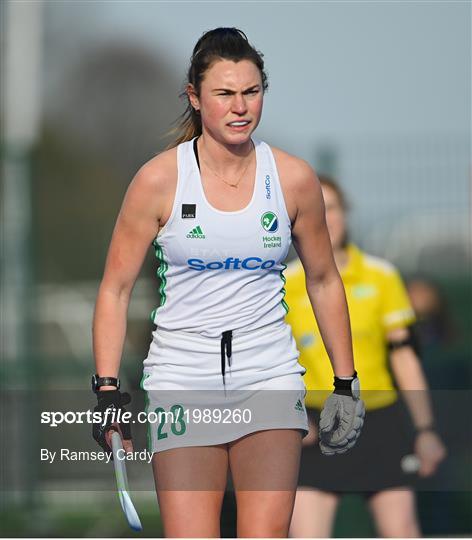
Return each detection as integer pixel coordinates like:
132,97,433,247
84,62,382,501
111,430,143,531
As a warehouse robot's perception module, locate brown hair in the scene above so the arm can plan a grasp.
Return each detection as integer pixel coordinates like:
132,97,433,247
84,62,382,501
167,28,269,148
317,173,350,212
318,173,350,248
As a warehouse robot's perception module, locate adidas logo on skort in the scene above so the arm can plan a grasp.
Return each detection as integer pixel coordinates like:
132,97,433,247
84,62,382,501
187,225,205,239
294,399,304,412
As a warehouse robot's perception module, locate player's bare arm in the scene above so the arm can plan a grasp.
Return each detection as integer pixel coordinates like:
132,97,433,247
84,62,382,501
277,151,355,377
93,148,176,379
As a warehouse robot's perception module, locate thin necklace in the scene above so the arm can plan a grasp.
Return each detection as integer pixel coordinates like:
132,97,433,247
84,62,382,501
200,141,254,189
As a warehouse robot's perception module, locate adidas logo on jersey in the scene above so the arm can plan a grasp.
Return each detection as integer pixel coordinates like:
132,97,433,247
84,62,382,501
186,225,206,239
294,399,304,412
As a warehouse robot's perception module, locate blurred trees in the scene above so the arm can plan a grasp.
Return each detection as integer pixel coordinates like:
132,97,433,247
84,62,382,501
33,43,183,282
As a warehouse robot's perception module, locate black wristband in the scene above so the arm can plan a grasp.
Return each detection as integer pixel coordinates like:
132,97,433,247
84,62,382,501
333,371,358,397
91,374,120,393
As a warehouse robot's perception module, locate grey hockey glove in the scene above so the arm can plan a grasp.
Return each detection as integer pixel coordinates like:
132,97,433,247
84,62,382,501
319,371,365,456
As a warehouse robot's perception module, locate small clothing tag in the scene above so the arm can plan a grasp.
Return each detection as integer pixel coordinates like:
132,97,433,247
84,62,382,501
182,204,196,219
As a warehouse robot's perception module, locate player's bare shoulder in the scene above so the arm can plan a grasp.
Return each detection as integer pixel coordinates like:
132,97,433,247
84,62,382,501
134,146,178,196
130,146,178,226
270,146,320,220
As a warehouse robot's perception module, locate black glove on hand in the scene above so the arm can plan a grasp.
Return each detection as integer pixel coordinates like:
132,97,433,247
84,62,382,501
92,390,132,454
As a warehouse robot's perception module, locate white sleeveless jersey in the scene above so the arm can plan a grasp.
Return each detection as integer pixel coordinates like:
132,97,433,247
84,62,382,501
151,137,292,338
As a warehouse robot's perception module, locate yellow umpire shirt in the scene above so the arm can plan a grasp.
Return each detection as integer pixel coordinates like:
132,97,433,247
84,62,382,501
284,244,416,410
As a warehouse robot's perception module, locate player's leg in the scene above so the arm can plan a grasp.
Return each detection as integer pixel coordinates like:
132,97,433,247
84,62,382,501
368,488,420,537
289,488,340,537
229,429,302,537
152,444,228,538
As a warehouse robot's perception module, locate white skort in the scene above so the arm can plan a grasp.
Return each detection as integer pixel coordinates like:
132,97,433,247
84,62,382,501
141,321,308,453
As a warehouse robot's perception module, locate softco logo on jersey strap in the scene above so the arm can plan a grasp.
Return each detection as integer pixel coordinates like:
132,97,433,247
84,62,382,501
265,175,271,199
186,225,206,239
187,257,276,271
